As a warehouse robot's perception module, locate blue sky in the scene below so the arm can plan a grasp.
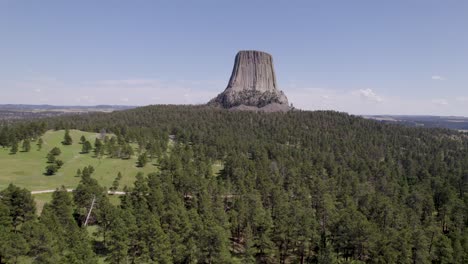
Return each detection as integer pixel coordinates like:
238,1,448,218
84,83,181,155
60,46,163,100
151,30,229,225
1,0,467,115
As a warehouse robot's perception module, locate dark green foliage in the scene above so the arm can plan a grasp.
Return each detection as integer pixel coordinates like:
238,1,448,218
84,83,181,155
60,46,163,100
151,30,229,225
0,187,35,263
73,166,105,226
0,184,36,230
22,221,62,263
22,139,31,152
94,138,104,157
0,229,28,263
81,140,92,153
46,148,62,175
137,153,148,167
62,129,72,145
49,147,61,156
109,172,122,192
104,210,130,264
55,159,64,168
1,105,468,263
120,144,134,159
46,152,56,163
10,141,18,154
0,121,47,148
45,164,58,175
40,186,98,263
37,138,43,151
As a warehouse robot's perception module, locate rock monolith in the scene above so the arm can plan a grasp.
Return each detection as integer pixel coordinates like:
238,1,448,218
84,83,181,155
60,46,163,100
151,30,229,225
208,50,290,112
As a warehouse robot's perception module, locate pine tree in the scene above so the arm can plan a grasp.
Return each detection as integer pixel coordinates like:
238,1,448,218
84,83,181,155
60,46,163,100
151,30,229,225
49,147,61,156
62,129,73,145
21,222,62,263
0,184,36,230
105,210,130,264
55,159,64,168
110,172,122,192
22,139,31,152
94,138,103,157
81,141,92,153
432,234,454,264
243,224,257,264
10,141,18,154
47,152,56,163
45,164,58,175
41,186,98,263
73,167,106,226
0,229,29,263
0,203,10,227
140,214,173,263
137,153,148,167
95,199,116,246
37,138,43,151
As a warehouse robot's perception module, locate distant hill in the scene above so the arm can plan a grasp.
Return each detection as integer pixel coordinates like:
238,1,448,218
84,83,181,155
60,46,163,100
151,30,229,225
363,115,468,131
0,104,135,111
0,104,136,121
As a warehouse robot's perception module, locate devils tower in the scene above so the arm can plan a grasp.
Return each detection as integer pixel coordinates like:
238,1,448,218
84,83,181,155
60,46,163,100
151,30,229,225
208,50,290,112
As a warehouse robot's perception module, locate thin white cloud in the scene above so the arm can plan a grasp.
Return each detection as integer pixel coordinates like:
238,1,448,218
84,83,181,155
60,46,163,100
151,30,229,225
97,79,162,86
5,76,468,116
2,76,222,106
75,95,95,104
456,96,468,102
356,88,383,102
431,75,446,81
432,99,448,106
287,87,387,114
285,86,468,116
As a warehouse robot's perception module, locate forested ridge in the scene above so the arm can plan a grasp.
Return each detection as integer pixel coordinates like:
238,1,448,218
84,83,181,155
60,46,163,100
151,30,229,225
0,105,467,263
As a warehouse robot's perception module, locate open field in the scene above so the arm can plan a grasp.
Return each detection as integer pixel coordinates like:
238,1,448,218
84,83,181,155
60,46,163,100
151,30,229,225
32,192,53,215
0,129,159,192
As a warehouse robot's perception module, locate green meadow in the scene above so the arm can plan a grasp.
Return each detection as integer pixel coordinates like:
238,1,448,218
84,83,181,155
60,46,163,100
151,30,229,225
0,129,159,207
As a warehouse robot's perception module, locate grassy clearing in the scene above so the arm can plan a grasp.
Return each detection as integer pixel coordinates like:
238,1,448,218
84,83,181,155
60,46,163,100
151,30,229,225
32,193,53,214
32,191,121,215
0,129,158,191
212,161,224,177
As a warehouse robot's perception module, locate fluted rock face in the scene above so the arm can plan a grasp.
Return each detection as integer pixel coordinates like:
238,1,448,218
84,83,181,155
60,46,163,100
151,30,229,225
209,51,290,111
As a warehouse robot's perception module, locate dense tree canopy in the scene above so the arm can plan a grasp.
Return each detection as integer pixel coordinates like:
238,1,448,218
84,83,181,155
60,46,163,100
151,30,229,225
0,105,467,263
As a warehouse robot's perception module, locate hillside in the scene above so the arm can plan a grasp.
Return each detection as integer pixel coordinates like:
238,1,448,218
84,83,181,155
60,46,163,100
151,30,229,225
0,105,467,263
0,129,157,191
364,115,468,131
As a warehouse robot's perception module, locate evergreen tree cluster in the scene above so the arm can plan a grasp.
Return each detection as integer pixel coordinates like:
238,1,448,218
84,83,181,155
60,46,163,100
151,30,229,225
0,121,47,149
45,147,63,175
0,105,467,263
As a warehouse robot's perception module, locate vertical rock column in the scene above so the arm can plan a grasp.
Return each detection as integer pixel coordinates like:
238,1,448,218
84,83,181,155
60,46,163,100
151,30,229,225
209,50,289,109
227,50,278,93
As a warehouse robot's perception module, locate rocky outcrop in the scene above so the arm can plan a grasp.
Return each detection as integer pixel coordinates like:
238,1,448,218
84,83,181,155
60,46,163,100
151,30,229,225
208,50,290,111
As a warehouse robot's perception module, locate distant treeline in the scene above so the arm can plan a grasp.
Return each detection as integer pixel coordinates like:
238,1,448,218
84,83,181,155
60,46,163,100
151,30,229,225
366,115,468,131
